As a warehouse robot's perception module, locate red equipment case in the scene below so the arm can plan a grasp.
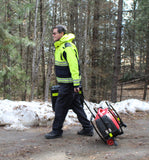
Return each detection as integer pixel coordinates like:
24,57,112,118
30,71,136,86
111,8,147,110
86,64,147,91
84,101,127,145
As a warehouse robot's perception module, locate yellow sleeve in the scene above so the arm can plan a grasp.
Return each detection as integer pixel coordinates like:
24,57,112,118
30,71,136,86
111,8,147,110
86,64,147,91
64,46,81,86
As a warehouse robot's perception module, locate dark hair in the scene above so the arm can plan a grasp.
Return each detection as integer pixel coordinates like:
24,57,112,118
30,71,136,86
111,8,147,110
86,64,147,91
54,25,67,34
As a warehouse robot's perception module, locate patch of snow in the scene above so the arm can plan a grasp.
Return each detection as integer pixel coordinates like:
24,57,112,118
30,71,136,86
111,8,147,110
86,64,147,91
0,99,149,130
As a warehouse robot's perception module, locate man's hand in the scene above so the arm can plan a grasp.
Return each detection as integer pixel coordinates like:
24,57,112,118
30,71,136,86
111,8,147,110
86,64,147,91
74,87,80,93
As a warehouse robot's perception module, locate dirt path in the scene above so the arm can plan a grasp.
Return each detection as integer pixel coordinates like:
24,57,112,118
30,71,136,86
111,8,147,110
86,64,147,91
0,112,149,160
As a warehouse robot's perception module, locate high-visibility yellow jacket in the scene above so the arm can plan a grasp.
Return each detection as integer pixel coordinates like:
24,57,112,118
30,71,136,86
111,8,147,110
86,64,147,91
54,33,81,87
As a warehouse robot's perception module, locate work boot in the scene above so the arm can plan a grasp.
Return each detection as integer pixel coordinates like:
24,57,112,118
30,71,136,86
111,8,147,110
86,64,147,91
45,131,62,139
77,129,94,136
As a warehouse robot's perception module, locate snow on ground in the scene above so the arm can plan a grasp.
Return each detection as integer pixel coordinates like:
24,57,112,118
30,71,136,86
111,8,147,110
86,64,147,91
0,99,149,130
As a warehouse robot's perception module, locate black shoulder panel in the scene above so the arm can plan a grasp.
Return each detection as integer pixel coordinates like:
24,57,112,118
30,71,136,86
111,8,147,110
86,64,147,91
65,42,72,48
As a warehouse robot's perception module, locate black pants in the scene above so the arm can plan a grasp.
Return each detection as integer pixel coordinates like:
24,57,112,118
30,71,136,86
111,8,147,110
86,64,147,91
52,83,93,134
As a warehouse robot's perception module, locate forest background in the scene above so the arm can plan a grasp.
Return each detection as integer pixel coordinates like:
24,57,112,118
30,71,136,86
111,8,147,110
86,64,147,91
0,0,149,103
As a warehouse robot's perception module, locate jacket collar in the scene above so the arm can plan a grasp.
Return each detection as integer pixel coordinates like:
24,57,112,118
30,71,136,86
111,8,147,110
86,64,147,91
54,33,75,48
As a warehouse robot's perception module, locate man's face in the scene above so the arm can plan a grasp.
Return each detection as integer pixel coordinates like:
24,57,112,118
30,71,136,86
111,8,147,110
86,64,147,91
52,28,64,42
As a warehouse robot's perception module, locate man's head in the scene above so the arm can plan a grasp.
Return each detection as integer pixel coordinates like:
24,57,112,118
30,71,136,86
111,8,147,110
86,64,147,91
52,25,67,42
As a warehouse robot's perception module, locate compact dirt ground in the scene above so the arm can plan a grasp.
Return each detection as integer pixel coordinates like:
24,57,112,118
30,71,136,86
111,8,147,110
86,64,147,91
0,111,149,160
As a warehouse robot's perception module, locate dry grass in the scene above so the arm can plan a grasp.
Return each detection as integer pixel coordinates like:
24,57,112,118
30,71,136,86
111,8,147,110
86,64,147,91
117,81,149,101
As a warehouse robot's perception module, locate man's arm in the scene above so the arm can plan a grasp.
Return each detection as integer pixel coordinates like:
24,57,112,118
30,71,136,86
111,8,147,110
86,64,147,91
64,46,81,87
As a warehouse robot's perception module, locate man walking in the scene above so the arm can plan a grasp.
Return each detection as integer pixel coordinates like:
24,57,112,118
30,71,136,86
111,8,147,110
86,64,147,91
45,25,93,139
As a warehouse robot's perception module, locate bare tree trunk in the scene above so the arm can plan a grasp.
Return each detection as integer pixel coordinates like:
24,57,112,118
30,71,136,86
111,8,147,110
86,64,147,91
18,0,23,59
31,0,39,101
53,0,57,26
44,48,53,102
111,0,123,102
69,1,75,33
44,0,57,101
143,22,149,100
59,0,63,24
83,1,89,94
3,0,11,99
23,0,32,101
90,0,100,102
39,0,46,100
32,16,48,100
130,0,136,73
139,35,143,72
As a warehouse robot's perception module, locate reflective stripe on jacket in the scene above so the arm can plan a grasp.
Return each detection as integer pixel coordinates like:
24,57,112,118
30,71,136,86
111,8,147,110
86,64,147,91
54,33,81,86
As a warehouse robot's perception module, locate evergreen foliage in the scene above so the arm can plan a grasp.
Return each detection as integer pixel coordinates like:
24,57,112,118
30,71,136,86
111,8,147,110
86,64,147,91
0,0,148,101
